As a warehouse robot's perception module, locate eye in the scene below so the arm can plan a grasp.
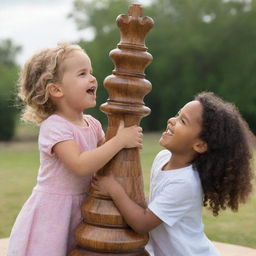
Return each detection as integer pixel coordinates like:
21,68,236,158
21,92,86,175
181,118,186,124
79,72,87,76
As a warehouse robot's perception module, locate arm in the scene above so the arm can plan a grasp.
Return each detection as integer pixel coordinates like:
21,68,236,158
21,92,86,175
92,175,162,234
53,124,142,176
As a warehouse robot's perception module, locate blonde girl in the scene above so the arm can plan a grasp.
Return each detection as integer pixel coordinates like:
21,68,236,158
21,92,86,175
7,43,143,256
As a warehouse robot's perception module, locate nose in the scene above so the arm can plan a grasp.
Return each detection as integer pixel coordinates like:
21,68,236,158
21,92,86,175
90,74,97,82
168,117,176,126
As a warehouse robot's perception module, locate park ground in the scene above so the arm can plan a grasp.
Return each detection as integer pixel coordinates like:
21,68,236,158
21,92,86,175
0,122,256,251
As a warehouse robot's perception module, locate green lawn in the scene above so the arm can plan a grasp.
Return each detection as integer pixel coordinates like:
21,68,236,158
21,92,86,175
0,130,255,249
0,141,39,238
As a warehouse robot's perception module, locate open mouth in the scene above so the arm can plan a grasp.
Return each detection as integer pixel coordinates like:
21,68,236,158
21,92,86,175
87,86,96,95
166,128,174,136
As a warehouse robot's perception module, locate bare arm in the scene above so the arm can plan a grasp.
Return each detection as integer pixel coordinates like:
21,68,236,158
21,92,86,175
53,125,143,176
92,175,162,234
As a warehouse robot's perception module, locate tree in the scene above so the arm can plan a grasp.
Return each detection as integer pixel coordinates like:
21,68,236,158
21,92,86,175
70,0,256,133
144,0,256,132
0,39,21,141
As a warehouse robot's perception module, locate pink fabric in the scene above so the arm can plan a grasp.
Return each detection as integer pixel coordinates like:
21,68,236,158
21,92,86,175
7,114,104,256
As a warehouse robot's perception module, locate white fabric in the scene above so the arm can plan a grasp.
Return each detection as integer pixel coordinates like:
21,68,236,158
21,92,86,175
146,150,221,256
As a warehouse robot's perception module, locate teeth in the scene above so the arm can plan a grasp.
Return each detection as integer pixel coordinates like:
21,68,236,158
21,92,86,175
87,86,96,94
166,128,173,135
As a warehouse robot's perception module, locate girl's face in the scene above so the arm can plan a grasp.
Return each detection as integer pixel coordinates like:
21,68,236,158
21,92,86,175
159,100,204,156
59,50,97,112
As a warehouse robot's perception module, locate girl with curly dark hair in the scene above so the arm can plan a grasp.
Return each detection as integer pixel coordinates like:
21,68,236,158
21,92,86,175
92,91,254,256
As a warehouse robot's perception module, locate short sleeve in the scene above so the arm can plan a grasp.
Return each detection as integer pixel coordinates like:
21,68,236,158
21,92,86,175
39,116,74,156
148,180,194,227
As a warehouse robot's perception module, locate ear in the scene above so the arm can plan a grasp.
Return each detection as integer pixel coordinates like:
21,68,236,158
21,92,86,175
193,140,208,154
48,83,63,98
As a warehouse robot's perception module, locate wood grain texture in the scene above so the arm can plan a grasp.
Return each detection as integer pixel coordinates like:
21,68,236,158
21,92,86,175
69,4,154,255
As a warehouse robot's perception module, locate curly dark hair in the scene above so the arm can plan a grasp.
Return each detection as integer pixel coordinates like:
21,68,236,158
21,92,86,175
193,92,254,216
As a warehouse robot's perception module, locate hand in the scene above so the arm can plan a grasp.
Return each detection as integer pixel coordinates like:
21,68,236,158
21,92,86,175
92,174,122,197
115,120,143,149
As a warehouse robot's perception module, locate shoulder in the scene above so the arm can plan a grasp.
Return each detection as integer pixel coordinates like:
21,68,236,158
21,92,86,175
170,166,201,190
153,150,171,166
39,115,74,155
151,150,171,169
156,149,171,159
148,166,202,227
39,114,73,141
166,166,202,205
159,165,201,199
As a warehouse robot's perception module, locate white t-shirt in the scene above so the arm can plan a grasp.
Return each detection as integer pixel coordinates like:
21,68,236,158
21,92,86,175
146,150,221,256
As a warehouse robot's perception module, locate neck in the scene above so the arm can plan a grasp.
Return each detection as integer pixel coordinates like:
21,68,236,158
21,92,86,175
52,97,88,126
55,109,86,126
163,152,194,171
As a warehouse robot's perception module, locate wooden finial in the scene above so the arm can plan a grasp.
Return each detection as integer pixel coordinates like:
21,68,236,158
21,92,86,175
128,4,142,18
116,4,153,51
69,4,154,256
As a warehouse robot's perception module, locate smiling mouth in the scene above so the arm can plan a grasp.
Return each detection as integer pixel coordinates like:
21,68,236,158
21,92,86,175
87,86,96,95
165,128,174,136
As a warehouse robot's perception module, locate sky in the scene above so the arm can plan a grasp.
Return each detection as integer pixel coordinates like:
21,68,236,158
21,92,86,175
0,0,94,65
0,0,149,65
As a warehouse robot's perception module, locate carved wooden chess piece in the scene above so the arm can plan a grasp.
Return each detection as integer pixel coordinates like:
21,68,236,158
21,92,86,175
70,4,154,256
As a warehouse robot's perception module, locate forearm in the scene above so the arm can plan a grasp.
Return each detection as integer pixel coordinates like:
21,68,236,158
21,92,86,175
110,186,150,234
92,175,162,232
75,137,123,176
54,125,142,177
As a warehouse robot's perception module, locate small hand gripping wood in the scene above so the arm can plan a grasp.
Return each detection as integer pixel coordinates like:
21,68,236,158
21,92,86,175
69,4,154,256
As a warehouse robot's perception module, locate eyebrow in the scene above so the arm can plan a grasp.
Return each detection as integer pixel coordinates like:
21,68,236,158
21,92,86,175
77,68,93,73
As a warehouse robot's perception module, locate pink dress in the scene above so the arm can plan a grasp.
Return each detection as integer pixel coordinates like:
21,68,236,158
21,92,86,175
7,114,104,256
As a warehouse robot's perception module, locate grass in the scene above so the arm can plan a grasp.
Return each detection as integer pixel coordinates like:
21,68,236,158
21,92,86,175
140,133,162,193
0,125,255,249
0,142,39,238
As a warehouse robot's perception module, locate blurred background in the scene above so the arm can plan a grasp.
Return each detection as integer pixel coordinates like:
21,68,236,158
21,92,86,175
0,0,255,249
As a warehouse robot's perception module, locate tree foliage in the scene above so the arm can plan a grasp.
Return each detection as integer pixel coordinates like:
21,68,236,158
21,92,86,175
0,39,21,141
70,0,256,133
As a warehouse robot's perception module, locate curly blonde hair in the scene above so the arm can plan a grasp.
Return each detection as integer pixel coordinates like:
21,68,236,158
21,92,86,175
18,42,84,124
